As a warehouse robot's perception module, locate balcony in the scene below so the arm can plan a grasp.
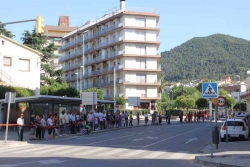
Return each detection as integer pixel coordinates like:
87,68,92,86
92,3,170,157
59,50,84,63
84,22,124,41
63,62,83,71
84,65,124,78
119,93,161,99
117,79,161,85
59,38,83,52
85,36,124,54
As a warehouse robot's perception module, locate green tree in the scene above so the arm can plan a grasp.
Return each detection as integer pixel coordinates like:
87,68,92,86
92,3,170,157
0,22,15,38
218,89,236,107
21,29,63,86
175,96,195,111
157,76,168,94
40,82,79,97
0,85,34,99
115,97,126,105
84,87,104,100
196,98,208,109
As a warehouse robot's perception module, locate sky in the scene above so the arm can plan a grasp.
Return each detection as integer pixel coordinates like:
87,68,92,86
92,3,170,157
0,0,250,52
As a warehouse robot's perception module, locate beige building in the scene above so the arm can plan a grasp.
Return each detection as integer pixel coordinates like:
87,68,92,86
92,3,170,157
59,0,161,111
241,76,250,111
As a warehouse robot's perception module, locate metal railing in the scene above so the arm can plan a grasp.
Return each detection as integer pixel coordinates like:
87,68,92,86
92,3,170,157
0,68,20,87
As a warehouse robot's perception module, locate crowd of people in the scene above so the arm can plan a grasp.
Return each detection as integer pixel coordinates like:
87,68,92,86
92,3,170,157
16,110,208,141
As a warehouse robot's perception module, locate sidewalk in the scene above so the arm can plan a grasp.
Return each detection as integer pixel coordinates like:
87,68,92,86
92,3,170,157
0,119,182,144
195,140,250,167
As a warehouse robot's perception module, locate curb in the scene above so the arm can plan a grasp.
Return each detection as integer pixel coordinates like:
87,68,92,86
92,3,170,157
194,156,244,167
0,141,27,146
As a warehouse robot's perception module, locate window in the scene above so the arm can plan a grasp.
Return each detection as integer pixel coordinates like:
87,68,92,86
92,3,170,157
3,57,11,66
19,59,30,71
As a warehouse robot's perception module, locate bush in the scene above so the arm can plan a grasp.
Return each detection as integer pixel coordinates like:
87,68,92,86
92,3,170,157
0,85,34,99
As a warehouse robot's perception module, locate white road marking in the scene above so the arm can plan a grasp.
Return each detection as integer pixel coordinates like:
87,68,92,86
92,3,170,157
143,151,166,159
185,138,198,144
35,146,71,154
54,146,90,155
165,151,188,159
75,147,107,156
142,127,202,148
120,150,145,157
13,146,55,154
96,148,127,156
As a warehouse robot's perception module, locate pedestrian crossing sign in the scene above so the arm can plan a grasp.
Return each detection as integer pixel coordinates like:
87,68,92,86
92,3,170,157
202,82,218,98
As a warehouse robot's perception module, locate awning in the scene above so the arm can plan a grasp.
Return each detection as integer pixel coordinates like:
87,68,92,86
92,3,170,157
0,95,114,105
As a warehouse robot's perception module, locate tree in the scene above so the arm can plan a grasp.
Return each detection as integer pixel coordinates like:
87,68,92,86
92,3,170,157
180,97,195,112
40,82,79,97
196,98,208,109
0,85,34,99
218,89,236,108
0,22,15,38
21,29,63,86
115,97,126,105
84,87,104,100
158,76,168,94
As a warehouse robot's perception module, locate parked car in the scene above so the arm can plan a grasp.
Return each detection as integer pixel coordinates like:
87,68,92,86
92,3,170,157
220,119,249,142
235,117,250,137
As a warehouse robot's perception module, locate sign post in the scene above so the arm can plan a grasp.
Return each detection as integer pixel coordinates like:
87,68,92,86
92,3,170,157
4,92,16,143
202,82,218,158
217,96,228,143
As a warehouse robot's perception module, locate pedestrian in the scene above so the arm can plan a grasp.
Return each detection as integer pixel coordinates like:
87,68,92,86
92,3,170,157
167,111,171,124
59,111,65,135
87,111,94,130
125,111,129,126
129,111,133,126
41,115,46,139
136,112,140,125
29,113,36,140
47,115,53,139
121,111,125,127
159,112,162,124
144,112,148,125
17,113,24,141
35,115,42,140
64,111,70,135
52,113,59,137
70,111,76,134
179,111,183,123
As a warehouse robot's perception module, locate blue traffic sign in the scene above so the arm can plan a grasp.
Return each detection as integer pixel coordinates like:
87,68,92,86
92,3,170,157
202,82,218,98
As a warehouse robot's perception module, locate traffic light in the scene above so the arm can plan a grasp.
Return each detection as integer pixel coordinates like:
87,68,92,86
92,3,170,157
36,16,44,33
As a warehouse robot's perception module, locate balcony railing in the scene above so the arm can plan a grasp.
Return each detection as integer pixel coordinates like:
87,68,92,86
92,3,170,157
84,22,124,41
59,38,83,52
59,49,83,63
64,62,83,71
84,65,124,78
117,79,160,84
118,93,161,99
85,36,124,53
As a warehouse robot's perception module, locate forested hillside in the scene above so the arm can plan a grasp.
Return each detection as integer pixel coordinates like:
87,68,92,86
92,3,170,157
161,34,250,82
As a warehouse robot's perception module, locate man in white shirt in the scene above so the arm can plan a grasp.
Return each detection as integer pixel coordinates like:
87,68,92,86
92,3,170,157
70,111,76,134
64,111,70,134
17,114,24,141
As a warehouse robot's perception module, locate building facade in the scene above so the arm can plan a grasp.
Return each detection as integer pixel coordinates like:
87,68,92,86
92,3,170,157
43,16,77,69
241,76,250,111
0,34,42,95
59,0,161,111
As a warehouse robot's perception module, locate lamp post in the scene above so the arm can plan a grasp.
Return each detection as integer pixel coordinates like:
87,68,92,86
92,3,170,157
75,72,78,92
80,66,84,98
236,75,241,111
114,66,116,113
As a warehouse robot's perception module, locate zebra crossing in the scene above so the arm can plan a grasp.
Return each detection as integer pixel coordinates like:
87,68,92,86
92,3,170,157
0,144,193,160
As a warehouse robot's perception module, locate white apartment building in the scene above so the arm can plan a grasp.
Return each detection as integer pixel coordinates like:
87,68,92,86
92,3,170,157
59,0,161,111
0,34,42,95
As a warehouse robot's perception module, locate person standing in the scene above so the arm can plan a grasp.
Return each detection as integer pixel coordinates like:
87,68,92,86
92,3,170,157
167,111,171,124
35,115,42,140
41,115,47,139
179,111,183,123
17,114,24,141
125,111,129,127
29,113,36,140
136,112,140,125
70,111,76,134
64,111,70,135
129,111,133,126
59,111,65,135
144,112,148,125
47,115,53,139
87,111,94,130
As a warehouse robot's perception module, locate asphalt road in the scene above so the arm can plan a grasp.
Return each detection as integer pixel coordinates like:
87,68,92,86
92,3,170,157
0,121,213,167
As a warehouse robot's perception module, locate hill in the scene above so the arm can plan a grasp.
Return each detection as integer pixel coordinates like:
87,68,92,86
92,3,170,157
160,34,250,82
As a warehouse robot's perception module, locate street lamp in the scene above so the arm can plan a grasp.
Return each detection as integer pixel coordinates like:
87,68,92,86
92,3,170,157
75,72,78,92
80,66,84,98
236,75,241,111
114,66,116,113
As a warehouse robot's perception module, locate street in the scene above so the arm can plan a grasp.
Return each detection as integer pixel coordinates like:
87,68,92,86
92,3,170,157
0,122,211,167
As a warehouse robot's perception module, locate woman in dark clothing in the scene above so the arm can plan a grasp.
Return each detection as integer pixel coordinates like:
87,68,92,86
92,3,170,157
36,115,42,140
